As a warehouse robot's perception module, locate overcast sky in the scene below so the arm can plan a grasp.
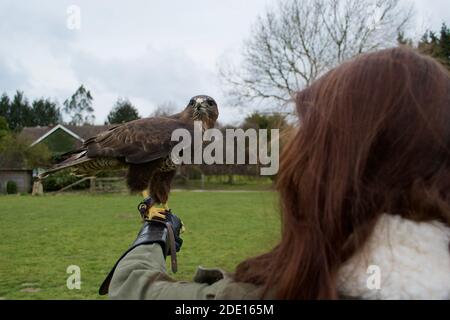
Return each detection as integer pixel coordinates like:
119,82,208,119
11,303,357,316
0,0,449,125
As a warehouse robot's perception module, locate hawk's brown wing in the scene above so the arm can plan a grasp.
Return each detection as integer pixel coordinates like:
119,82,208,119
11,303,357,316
38,117,194,180
84,117,194,164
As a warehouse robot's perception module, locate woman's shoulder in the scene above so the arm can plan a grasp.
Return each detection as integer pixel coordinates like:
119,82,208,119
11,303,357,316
337,214,450,299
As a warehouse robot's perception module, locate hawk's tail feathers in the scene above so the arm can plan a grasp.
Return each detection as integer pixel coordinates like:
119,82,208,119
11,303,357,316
37,151,91,181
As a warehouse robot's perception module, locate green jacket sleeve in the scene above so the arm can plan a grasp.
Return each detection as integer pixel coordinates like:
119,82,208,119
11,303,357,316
108,244,263,300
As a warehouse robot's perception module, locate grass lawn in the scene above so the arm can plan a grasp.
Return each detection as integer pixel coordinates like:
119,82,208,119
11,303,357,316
0,191,280,299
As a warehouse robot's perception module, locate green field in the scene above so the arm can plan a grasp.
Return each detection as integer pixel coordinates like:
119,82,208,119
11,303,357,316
0,191,280,299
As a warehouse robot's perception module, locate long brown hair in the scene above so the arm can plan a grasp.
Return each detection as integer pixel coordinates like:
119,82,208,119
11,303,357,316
234,47,450,299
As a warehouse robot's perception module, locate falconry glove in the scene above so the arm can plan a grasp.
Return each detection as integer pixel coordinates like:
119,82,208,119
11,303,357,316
99,200,183,295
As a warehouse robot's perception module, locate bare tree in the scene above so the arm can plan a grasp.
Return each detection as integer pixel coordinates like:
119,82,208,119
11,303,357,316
150,101,178,117
220,0,414,108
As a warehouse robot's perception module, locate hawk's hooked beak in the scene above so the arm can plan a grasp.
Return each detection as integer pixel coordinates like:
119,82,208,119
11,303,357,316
194,99,208,115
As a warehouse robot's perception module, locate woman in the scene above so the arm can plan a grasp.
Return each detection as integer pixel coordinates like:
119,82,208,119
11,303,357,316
102,47,450,299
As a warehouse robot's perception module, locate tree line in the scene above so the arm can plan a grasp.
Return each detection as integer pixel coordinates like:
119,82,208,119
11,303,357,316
0,85,143,132
406,23,450,70
0,92,61,131
0,85,141,171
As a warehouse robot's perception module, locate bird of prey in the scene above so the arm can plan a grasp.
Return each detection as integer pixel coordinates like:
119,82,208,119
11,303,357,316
39,95,218,217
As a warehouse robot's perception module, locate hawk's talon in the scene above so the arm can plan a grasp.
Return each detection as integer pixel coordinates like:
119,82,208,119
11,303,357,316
144,206,167,221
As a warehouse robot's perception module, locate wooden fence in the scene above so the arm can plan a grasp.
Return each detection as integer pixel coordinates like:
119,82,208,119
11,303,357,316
55,177,127,194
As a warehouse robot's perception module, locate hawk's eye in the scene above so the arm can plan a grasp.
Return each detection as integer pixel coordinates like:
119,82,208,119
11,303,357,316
207,100,215,107
189,99,195,106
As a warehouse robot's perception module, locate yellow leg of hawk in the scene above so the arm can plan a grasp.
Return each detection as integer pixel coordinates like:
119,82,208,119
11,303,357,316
141,190,168,220
141,191,184,233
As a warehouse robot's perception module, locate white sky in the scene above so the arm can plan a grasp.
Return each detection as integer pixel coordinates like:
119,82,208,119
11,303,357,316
0,0,449,125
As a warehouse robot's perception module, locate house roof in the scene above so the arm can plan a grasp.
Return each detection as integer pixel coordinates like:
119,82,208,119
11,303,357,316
66,124,114,140
29,124,84,147
1,124,115,170
20,124,114,146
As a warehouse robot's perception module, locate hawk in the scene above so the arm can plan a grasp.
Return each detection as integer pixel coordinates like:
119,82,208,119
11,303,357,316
39,95,218,217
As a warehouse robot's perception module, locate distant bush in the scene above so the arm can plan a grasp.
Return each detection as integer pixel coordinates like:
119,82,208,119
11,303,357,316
42,171,89,192
6,181,18,194
0,134,52,169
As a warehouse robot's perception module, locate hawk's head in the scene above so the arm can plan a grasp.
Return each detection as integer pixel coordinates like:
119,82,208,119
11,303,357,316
186,95,218,129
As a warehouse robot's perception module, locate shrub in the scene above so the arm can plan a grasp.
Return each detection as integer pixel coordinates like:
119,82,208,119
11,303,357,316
6,181,18,194
42,171,90,192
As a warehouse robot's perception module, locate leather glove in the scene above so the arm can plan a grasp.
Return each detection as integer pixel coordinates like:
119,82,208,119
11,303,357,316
163,211,184,254
99,210,183,295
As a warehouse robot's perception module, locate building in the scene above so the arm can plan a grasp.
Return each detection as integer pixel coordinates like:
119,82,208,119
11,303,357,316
0,168,33,194
0,124,112,193
20,124,113,157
